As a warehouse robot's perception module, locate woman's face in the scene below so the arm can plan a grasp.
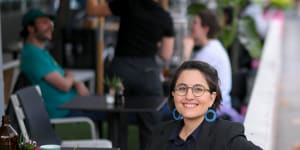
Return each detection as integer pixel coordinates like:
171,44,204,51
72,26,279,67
191,16,208,46
172,69,216,120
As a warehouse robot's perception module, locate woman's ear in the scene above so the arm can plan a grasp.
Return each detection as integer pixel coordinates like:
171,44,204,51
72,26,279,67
204,26,210,35
209,91,217,107
172,91,175,97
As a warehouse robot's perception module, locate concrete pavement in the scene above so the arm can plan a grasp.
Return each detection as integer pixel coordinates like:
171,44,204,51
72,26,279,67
275,11,300,150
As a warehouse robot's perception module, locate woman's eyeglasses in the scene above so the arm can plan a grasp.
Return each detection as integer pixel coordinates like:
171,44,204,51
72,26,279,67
174,84,210,97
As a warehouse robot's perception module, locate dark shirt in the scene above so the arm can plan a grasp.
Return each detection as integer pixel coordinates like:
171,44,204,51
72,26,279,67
167,121,203,150
108,0,174,57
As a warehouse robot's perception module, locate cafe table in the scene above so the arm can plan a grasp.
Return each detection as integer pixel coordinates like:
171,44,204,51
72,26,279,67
60,95,167,150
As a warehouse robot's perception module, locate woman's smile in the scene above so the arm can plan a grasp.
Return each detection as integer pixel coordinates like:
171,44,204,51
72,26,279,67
182,102,199,109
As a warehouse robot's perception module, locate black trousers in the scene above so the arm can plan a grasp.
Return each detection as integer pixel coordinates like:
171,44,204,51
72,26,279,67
108,56,163,150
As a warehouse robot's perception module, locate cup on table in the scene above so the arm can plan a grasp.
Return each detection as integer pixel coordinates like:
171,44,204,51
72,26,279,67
106,94,115,104
40,144,61,150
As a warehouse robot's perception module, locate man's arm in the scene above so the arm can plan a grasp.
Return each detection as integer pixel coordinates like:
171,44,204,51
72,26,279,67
182,36,195,61
73,82,90,96
86,0,112,16
44,71,74,92
158,37,174,62
44,71,90,95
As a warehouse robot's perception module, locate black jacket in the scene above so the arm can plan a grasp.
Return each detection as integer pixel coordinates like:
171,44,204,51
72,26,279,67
146,119,262,150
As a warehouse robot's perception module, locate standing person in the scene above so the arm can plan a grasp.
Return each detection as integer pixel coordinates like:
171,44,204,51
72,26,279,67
19,8,93,119
86,0,175,150
183,9,244,122
146,61,262,150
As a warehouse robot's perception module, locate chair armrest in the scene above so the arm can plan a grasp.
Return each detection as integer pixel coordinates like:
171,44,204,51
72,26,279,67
50,117,98,139
62,139,113,148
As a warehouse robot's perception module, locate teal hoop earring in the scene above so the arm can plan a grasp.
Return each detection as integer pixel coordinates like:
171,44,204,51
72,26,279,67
205,109,217,122
172,108,183,120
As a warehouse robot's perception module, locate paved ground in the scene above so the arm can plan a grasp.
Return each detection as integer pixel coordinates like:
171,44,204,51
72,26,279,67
275,11,300,150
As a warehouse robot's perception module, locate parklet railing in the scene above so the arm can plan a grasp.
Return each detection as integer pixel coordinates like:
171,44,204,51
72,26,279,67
243,16,284,150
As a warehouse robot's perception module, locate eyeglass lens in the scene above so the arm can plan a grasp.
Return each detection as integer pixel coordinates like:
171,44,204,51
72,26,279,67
175,84,209,97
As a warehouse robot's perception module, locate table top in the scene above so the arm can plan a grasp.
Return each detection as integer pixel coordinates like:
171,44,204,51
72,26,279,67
60,95,167,112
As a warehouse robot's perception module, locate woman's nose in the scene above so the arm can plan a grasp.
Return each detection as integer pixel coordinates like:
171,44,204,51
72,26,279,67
185,88,194,99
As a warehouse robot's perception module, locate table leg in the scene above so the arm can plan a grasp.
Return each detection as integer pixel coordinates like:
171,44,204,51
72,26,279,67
119,112,128,150
108,112,128,150
108,113,119,147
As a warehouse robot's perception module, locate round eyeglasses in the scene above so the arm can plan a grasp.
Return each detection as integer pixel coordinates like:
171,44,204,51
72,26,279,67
174,84,210,97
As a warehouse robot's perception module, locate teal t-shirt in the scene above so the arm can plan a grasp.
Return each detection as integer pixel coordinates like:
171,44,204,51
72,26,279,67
20,43,77,118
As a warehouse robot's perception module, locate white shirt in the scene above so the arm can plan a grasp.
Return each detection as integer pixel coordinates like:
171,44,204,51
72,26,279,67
193,39,232,108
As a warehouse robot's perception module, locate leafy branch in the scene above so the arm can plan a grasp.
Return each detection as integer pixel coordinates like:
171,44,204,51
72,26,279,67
105,76,123,91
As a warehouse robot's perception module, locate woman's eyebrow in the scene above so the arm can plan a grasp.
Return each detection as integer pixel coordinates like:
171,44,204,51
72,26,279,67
176,83,187,86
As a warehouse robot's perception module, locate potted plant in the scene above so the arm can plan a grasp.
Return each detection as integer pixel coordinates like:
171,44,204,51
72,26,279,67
104,76,124,105
19,134,38,150
105,76,123,95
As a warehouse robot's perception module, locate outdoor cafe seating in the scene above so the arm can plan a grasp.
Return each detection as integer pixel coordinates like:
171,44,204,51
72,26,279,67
9,85,113,148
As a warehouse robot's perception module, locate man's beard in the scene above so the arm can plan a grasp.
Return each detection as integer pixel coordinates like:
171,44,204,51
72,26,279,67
34,27,51,42
35,32,49,42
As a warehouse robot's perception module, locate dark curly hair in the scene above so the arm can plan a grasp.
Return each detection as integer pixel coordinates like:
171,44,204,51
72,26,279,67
20,21,35,40
168,60,222,111
198,9,220,39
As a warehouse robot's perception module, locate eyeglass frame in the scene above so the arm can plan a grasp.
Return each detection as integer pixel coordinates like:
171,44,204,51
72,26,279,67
173,84,211,97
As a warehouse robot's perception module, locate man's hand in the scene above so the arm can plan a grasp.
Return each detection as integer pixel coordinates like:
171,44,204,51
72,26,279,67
74,82,90,96
183,36,195,61
86,0,112,16
64,70,74,78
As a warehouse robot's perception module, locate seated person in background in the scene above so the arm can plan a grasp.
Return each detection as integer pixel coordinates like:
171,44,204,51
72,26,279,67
183,9,244,122
146,61,262,150
19,8,91,119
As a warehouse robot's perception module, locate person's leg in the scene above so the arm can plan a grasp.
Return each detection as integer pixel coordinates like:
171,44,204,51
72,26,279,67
137,112,162,150
108,57,164,150
135,61,164,150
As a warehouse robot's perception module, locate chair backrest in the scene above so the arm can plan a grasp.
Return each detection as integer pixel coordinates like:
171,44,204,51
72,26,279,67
12,71,32,94
5,71,32,135
15,85,62,145
5,99,21,134
10,94,30,142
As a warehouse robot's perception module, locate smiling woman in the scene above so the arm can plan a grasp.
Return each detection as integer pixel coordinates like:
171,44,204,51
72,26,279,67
172,70,216,123
168,61,221,127
146,60,262,150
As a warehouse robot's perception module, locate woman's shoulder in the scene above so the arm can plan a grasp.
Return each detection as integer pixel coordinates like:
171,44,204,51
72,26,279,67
215,119,245,133
207,119,245,141
213,119,262,149
153,120,179,134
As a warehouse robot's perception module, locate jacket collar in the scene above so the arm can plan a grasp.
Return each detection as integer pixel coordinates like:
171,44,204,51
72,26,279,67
195,120,216,149
159,119,217,150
